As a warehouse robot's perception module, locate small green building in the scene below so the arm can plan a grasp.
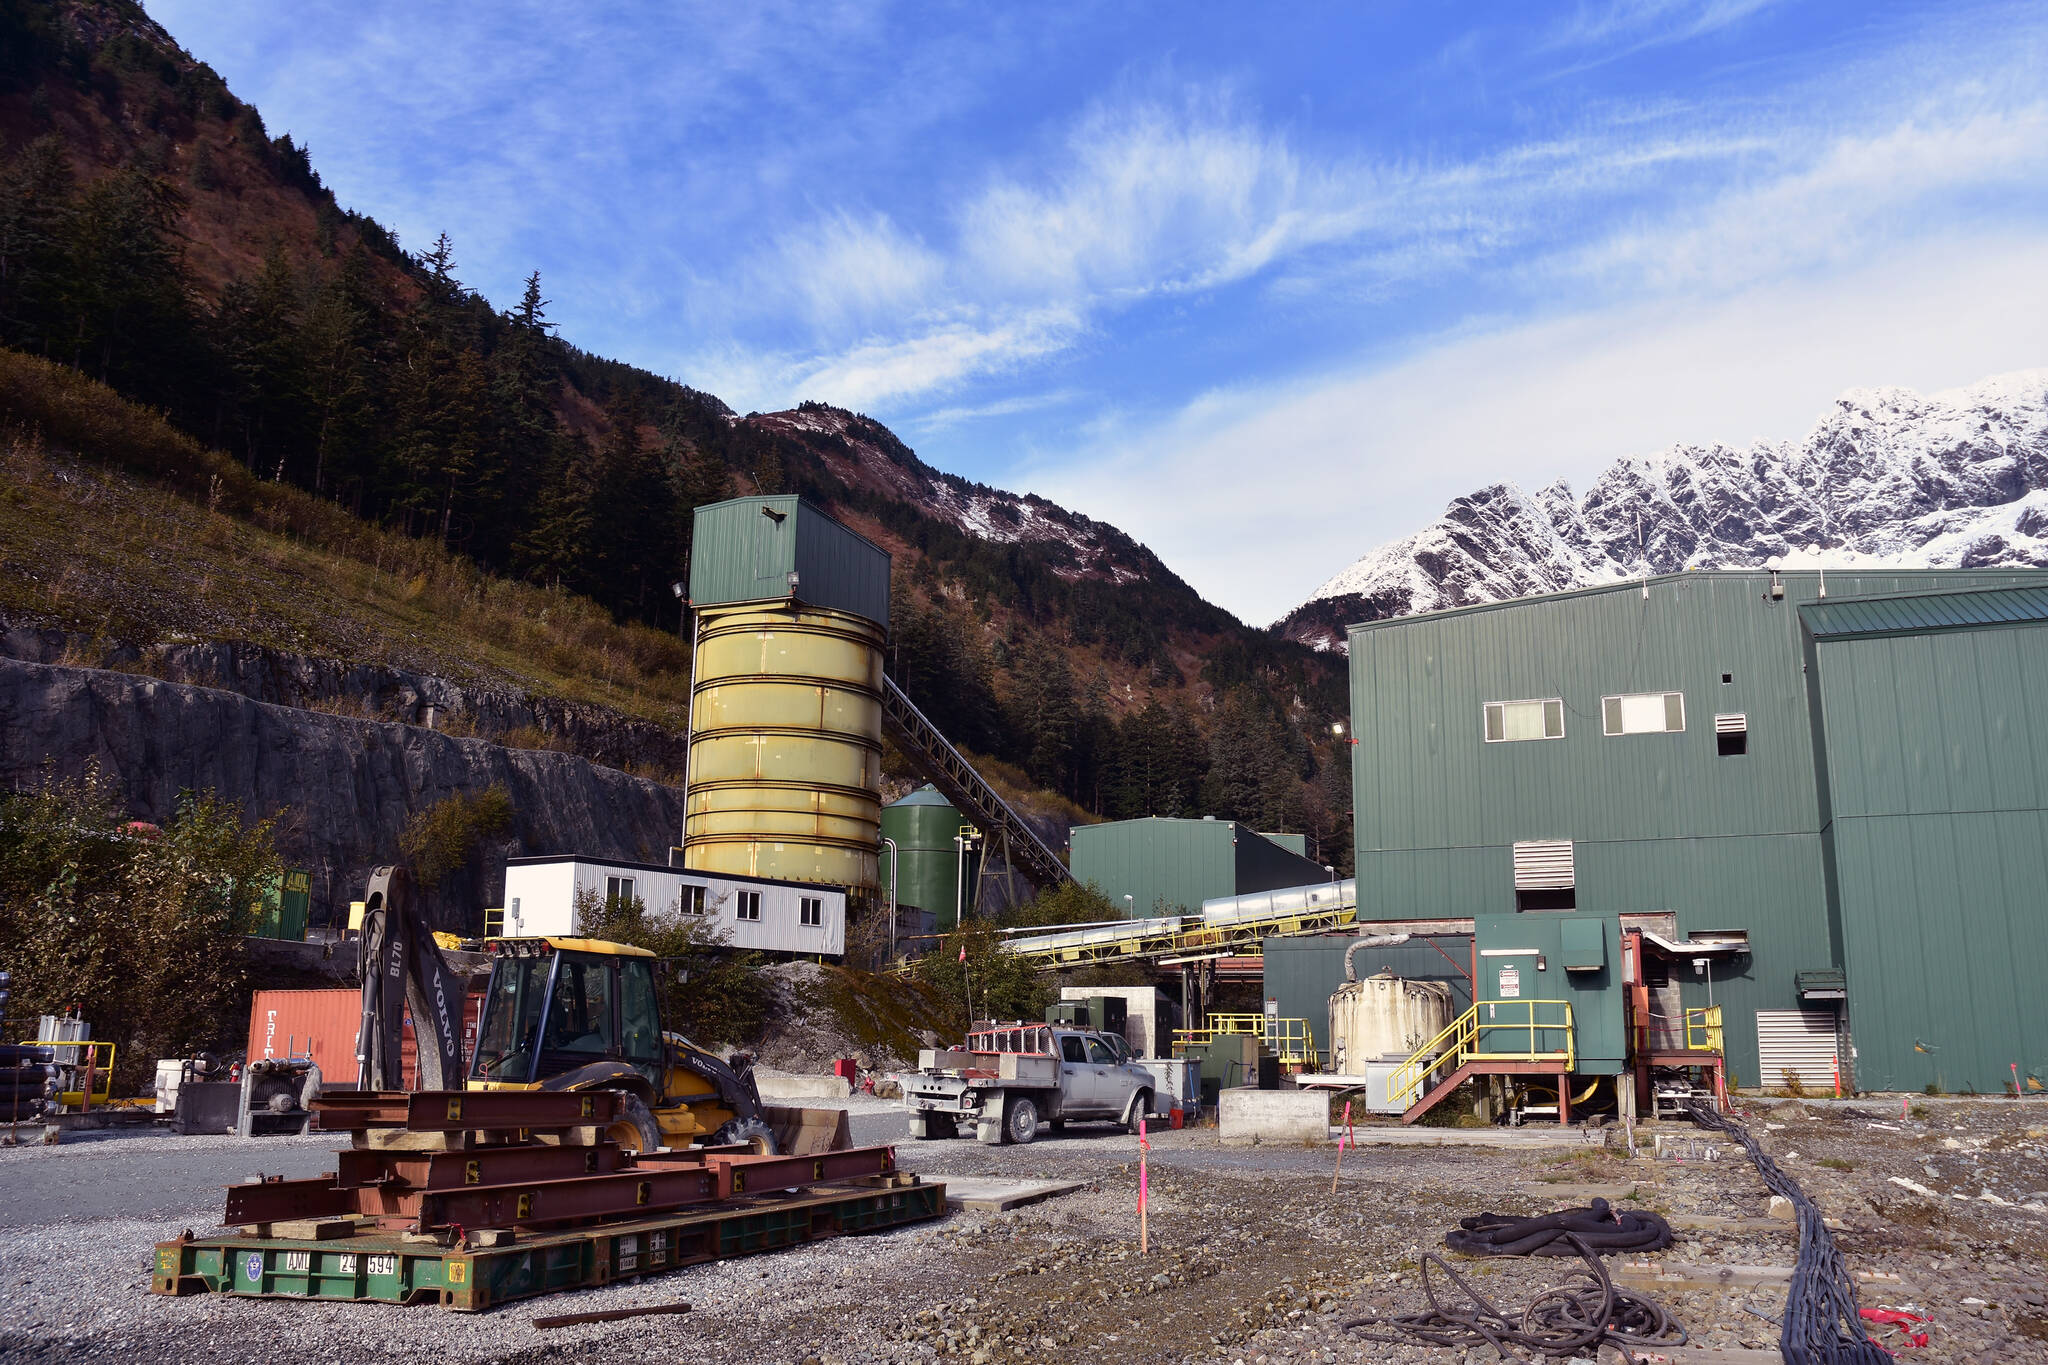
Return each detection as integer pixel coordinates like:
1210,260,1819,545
1070,816,1329,918
881,784,979,930
1344,567,2048,1095
687,494,891,626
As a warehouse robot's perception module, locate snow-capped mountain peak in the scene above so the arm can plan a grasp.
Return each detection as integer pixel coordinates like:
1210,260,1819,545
1278,369,2048,651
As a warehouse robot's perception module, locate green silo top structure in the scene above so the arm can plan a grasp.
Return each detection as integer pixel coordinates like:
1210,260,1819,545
687,494,891,627
881,784,979,930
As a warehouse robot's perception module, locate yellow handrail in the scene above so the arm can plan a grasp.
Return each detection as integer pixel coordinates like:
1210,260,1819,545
1684,1006,1724,1054
19,1037,115,1108
1386,1000,1575,1109
1173,1013,1321,1069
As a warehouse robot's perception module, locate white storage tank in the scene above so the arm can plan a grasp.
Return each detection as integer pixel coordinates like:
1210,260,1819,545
1328,970,1455,1074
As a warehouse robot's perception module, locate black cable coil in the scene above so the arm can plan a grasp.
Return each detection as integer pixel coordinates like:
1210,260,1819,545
1343,1231,1687,1362
1445,1197,1674,1257
1687,1098,1892,1364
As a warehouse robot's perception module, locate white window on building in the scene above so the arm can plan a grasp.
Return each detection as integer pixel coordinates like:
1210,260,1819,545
735,891,761,922
605,875,635,906
679,884,707,916
1602,691,1685,736
1512,839,1576,912
1483,698,1565,743
799,896,823,927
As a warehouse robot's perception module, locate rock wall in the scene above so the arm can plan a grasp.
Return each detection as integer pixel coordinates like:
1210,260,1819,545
0,628,690,778
0,657,689,931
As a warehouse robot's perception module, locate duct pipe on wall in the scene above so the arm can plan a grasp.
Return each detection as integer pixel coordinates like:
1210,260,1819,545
1344,933,1413,983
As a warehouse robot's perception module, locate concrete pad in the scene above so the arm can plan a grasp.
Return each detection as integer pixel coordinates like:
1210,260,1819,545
755,1074,853,1100
1220,1088,1329,1145
941,1177,1090,1212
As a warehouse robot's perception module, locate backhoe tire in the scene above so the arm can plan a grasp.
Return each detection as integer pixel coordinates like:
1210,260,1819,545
1003,1095,1040,1145
605,1093,662,1154
713,1116,777,1155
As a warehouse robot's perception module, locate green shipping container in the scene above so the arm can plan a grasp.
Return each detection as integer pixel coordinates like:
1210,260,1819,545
246,869,311,941
880,785,978,930
687,495,891,628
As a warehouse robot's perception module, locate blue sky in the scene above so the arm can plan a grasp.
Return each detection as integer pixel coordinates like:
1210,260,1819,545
148,1,2048,624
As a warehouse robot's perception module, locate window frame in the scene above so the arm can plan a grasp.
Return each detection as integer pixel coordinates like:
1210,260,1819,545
604,875,635,905
798,896,823,927
1601,690,1686,736
735,890,762,922
679,884,707,916
1483,697,1566,744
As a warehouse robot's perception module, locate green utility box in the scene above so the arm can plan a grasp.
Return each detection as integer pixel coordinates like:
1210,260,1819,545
1046,996,1128,1038
1472,913,1624,1074
1176,1035,1260,1107
246,869,311,941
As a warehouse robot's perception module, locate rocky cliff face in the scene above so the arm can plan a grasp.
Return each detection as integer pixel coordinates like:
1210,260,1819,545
1278,370,2048,649
0,628,689,779
0,657,688,931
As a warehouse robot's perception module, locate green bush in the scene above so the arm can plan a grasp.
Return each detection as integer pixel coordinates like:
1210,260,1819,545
0,762,281,1089
398,785,511,888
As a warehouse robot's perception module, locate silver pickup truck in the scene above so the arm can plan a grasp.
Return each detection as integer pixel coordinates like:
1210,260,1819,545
894,1022,1157,1146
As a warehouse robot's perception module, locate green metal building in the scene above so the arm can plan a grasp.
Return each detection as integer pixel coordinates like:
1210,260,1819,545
1070,816,1329,918
880,784,979,931
1344,567,2048,1095
687,494,891,627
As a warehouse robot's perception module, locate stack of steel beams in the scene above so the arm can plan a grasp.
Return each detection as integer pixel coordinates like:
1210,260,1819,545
151,1089,942,1311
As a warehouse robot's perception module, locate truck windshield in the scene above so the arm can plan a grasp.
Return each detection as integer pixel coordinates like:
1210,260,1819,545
472,955,551,1082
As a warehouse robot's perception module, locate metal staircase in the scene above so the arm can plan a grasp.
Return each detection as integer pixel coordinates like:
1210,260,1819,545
1388,999,1577,1125
880,673,1072,893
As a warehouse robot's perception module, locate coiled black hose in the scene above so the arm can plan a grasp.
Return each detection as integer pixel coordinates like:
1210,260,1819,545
1687,1099,1891,1365
1446,1197,1674,1257
1343,1232,1687,1362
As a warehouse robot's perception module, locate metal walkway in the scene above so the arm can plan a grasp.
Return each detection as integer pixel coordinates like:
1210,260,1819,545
999,898,1360,967
880,673,1072,893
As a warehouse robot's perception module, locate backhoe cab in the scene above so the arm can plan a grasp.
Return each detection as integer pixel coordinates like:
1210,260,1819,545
469,936,777,1155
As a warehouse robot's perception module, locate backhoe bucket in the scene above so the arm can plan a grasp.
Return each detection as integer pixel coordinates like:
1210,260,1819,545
765,1105,851,1154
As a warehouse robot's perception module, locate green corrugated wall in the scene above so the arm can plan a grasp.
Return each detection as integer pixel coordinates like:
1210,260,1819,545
1345,568,2048,1092
1809,620,2048,1094
1069,818,1327,917
688,495,891,627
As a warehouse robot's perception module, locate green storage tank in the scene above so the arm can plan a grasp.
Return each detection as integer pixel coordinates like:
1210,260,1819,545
880,785,978,930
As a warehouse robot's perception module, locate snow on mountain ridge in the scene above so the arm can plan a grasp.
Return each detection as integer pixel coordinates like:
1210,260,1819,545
1282,368,2048,650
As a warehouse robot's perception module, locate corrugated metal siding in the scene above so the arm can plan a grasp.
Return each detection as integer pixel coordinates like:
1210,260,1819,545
1070,819,1237,917
688,496,891,626
1234,826,1333,896
1756,1009,1839,1090
1812,619,2048,1094
1802,584,2048,640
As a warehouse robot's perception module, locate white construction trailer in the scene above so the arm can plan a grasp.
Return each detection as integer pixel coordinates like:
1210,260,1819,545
499,855,846,958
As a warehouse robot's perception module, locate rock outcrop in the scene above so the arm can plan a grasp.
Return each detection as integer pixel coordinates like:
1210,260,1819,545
0,657,688,931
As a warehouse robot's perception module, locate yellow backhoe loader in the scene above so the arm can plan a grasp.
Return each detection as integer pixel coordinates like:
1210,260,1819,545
355,866,848,1156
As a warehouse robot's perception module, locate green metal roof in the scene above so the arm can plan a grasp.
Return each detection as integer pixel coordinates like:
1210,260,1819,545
887,784,955,808
1800,584,2048,640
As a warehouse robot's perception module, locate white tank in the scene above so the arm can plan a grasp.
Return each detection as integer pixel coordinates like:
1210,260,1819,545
1328,971,1455,1073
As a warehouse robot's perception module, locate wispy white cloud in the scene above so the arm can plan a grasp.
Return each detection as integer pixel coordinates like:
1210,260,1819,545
1027,236,2048,626
905,389,1085,433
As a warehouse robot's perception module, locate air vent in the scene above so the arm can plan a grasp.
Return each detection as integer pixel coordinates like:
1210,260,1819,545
1714,713,1748,734
1512,840,1575,890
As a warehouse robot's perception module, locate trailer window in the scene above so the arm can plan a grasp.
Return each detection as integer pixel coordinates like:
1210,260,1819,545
735,891,761,922
799,896,823,927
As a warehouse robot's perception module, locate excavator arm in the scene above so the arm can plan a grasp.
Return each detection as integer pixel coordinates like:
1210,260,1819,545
355,866,467,1091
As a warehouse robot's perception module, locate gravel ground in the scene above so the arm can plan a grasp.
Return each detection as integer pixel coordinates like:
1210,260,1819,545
1,1098,2044,1363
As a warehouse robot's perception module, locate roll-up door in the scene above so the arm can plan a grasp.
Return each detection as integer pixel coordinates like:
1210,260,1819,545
1756,1009,1838,1090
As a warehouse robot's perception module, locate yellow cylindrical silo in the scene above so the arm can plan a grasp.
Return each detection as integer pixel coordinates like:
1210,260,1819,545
683,601,884,890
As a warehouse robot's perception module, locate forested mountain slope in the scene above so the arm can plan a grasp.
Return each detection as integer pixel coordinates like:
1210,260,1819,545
0,0,1351,864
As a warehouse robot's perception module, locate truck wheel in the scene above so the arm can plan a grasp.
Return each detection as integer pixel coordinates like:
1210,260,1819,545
605,1093,663,1154
1127,1091,1152,1135
932,1114,958,1139
1004,1095,1040,1145
713,1116,777,1155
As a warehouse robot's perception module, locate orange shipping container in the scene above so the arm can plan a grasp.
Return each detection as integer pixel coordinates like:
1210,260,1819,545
247,988,483,1088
